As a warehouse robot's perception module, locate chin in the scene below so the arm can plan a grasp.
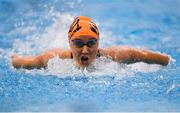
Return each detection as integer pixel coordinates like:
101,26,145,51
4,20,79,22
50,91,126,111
77,59,93,68
79,61,91,67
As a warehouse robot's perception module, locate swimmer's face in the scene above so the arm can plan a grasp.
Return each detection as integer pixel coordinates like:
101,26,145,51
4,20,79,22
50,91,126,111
69,36,99,67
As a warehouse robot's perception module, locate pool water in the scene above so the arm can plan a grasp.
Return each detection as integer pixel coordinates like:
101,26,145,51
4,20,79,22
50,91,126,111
0,0,180,112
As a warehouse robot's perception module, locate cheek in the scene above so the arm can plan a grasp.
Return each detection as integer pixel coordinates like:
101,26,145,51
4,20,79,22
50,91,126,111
89,48,98,57
72,49,80,57
70,43,79,54
70,47,81,59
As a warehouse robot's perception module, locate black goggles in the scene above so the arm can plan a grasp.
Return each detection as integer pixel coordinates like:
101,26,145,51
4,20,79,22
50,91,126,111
72,38,97,48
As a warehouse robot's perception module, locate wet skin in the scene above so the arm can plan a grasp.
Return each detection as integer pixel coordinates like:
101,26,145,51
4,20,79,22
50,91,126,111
11,36,169,69
69,35,99,68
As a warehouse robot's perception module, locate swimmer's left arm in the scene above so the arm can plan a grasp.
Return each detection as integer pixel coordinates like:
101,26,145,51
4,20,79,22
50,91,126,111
99,46,169,65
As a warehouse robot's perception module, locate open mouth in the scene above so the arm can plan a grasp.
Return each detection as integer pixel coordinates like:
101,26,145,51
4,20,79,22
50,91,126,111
80,56,89,64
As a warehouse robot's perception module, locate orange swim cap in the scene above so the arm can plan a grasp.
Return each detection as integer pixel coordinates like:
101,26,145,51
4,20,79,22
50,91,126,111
68,16,99,39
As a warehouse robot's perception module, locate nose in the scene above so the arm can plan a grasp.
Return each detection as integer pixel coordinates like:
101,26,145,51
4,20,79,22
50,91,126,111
81,45,89,55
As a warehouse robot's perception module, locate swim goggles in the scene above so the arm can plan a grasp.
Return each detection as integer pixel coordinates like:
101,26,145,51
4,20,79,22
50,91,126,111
72,38,97,48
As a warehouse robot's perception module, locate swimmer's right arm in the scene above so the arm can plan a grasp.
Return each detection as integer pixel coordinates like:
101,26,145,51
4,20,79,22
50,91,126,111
11,49,72,69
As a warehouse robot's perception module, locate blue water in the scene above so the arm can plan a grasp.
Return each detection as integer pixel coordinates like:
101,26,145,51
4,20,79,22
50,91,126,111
0,0,180,112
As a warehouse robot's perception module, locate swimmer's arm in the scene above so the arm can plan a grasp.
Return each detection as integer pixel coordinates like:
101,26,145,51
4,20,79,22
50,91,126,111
11,49,72,69
99,46,169,66
11,55,44,69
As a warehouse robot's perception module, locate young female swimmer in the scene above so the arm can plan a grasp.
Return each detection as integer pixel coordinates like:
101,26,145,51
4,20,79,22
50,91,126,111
12,16,169,69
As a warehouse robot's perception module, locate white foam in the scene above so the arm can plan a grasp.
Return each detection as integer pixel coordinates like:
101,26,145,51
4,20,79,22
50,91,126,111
166,83,176,94
46,56,81,76
20,55,163,78
12,13,73,55
127,62,163,73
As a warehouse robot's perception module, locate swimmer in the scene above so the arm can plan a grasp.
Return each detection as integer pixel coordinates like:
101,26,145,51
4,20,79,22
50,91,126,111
11,16,170,69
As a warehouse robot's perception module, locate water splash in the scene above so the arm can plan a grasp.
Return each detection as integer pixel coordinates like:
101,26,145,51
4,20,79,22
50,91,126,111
12,13,73,55
9,13,165,77
18,55,164,78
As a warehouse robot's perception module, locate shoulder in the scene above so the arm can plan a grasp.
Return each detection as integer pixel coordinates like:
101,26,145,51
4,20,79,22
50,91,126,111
98,46,134,62
98,46,132,55
51,48,72,59
40,48,72,59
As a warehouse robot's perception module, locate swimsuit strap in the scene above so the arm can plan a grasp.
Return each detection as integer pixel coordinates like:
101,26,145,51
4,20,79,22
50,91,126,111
96,49,101,58
70,52,73,59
